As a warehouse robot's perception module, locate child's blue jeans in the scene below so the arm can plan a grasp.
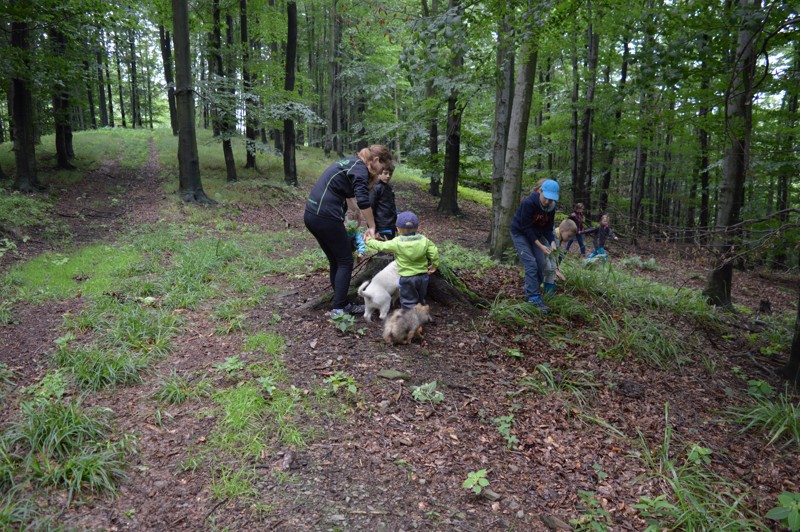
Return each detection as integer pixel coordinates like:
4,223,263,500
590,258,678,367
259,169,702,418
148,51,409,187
587,247,606,261
566,234,586,255
511,231,548,300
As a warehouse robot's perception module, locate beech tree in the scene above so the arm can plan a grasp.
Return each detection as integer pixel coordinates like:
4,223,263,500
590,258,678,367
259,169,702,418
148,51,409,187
172,0,212,204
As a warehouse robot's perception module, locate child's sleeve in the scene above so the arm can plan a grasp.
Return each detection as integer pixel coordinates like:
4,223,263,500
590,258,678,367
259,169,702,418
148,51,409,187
366,237,394,253
427,239,440,268
355,232,366,255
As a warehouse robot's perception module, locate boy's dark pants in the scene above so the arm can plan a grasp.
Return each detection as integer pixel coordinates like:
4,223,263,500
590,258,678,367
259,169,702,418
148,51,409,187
399,274,429,308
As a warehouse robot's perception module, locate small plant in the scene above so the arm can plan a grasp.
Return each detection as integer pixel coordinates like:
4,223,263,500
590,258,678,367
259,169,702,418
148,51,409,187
462,469,489,495
324,371,358,396
257,375,278,396
570,490,612,531
23,370,67,401
634,495,679,532
505,348,523,359
516,363,595,406
686,444,713,465
747,379,774,398
331,313,364,335
491,414,519,449
0,300,14,325
411,381,444,404
0,363,15,391
215,355,245,376
766,491,800,531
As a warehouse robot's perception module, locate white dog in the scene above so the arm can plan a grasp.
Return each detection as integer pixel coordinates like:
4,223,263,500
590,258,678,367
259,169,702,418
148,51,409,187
357,260,399,321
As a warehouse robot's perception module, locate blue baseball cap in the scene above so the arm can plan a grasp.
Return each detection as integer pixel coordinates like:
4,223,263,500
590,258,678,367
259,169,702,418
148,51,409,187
541,180,560,201
396,211,419,229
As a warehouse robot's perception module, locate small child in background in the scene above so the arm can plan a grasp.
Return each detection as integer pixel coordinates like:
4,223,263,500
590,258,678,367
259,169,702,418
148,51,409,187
565,203,586,256
370,162,397,240
345,218,366,261
582,213,618,261
365,211,439,309
540,218,578,296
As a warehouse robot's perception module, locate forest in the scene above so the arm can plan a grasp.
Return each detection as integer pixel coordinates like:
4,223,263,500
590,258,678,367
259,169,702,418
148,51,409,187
1,0,799,529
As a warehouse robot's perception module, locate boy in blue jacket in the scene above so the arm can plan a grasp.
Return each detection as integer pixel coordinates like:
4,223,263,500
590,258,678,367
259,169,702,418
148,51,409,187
510,179,559,313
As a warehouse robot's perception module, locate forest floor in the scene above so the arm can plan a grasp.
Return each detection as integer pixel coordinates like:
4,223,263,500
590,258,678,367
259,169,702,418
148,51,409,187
1,140,798,531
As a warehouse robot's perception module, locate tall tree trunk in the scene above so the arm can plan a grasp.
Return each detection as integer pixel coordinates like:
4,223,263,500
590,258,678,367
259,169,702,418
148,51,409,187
324,0,338,157
103,31,115,127
773,40,798,269
240,0,256,168
115,33,127,128
598,39,628,216
489,16,514,251
491,39,538,260
129,30,140,128
283,0,299,186
576,4,599,211
223,12,237,181
84,60,97,130
96,44,109,127
437,0,464,216
570,41,579,203
172,0,212,204
159,25,179,135
422,0,441,194
51,31,75,170
11,18,40,192
145,51,153,129
697,38,712,232
704,0,760,307
779,289,800,383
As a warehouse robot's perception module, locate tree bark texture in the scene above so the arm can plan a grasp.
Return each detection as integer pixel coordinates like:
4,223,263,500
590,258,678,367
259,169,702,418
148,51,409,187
283,0,299,186
172,0,212,204
159,25,179,135
704,0,760,307
11,19,39,192
491,40,538,261
489,17,514,253
240,0,257,168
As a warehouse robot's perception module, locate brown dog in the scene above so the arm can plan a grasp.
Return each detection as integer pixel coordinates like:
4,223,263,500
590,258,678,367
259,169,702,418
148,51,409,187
382,304,431,345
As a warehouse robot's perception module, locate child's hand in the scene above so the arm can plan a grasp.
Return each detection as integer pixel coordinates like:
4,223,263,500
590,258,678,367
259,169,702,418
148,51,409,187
536,241,551,256
428,266,437,275
358,253,364,260
614,236,619,240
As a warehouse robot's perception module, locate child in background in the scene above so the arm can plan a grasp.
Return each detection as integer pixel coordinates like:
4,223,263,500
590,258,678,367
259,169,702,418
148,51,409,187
582,213,618,261
538,218,578,296
370,163,397,240
365,211,439,309
565,203,586,256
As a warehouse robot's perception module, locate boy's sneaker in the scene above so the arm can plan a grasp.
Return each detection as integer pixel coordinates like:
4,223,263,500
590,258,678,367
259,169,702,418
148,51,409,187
527,295,549,314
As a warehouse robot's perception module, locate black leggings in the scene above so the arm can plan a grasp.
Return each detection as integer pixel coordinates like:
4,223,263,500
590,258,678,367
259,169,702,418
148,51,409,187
304,211,353,310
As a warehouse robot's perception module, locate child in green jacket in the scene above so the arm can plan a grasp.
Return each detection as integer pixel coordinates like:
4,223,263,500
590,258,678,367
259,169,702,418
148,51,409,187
365,211,439,309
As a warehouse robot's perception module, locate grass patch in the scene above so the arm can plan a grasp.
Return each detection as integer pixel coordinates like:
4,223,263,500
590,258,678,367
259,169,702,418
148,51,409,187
2,399,134,503
633,405,767,530
595,311,686,369
727,387,800,450
0,190,71,248
515,363,597,406
151,371,213,405
4,245,141,301
52,344,148,391
488,293,546,326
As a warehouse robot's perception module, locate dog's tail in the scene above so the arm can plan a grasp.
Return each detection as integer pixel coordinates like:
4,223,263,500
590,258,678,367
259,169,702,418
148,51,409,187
357,280,370,298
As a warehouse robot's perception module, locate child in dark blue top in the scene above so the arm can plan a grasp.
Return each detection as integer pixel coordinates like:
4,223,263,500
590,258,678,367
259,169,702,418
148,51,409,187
370,163,397,240
510,179,559,313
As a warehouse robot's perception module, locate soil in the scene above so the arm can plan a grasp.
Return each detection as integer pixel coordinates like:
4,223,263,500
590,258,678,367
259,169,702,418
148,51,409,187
1,142,798,531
